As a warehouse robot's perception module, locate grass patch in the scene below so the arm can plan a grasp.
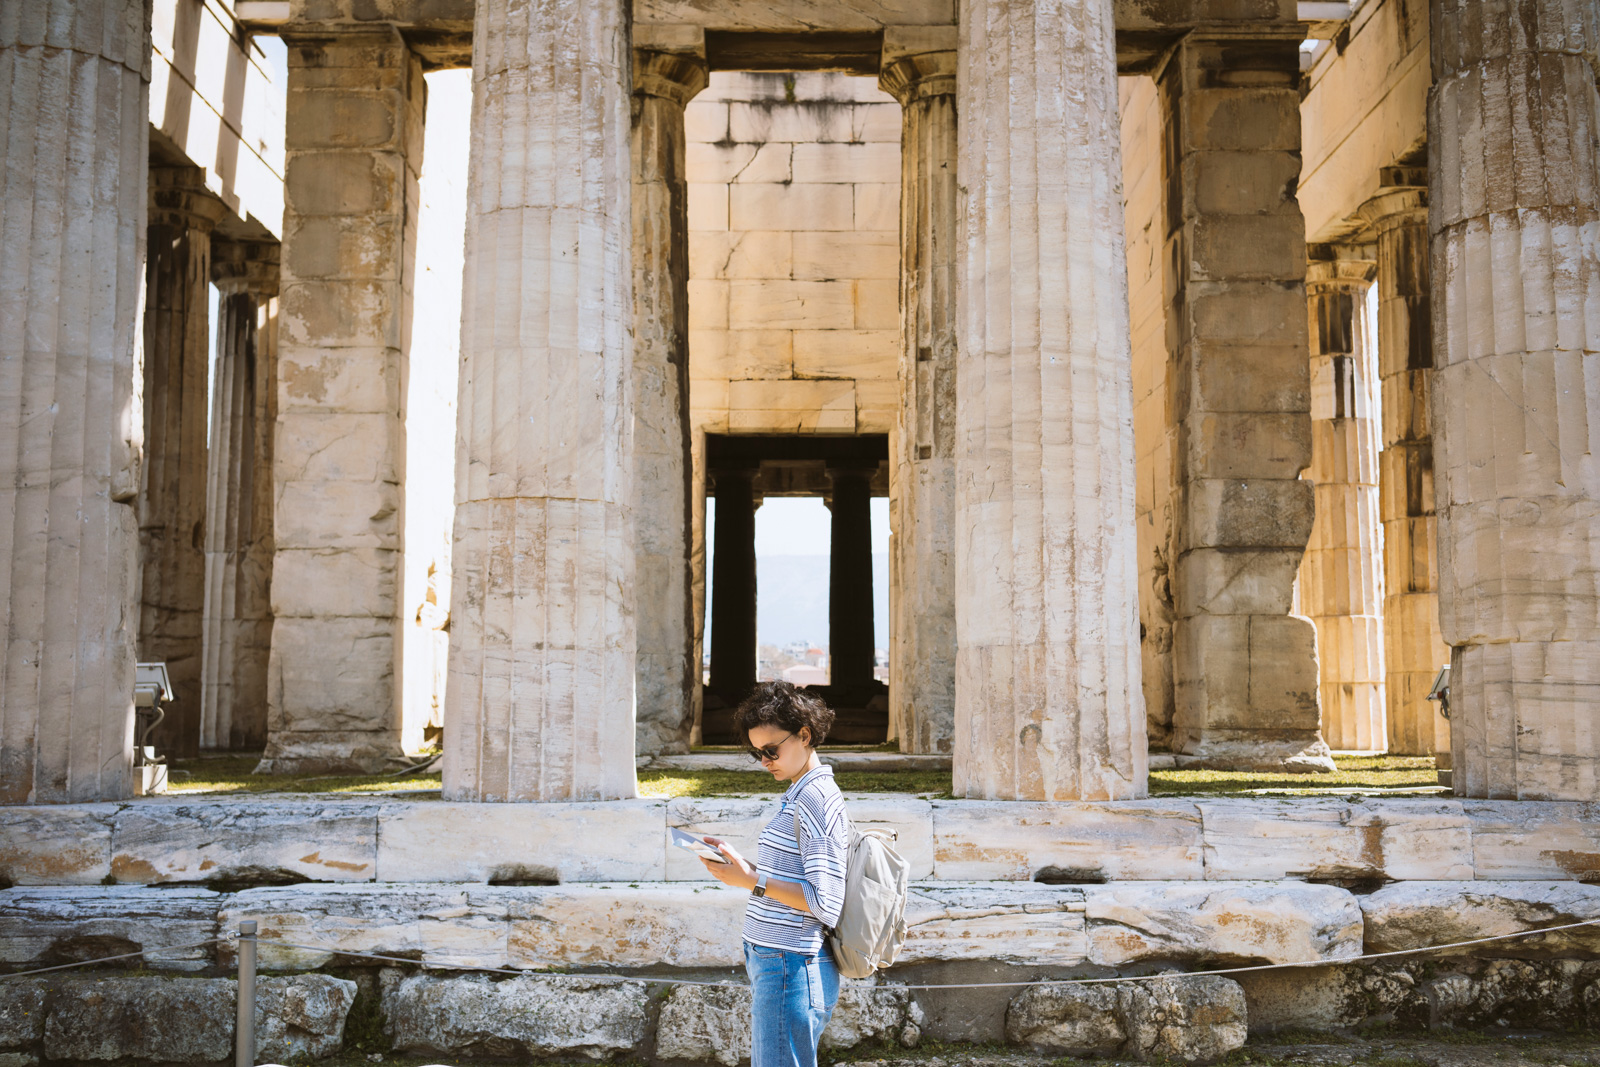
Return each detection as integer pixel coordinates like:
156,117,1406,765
638,768,953,798
164,754,1437,800
167,756,442,797
1149,755,1438,796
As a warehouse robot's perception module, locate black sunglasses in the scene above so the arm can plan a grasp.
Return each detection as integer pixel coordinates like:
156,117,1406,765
747,732,794,763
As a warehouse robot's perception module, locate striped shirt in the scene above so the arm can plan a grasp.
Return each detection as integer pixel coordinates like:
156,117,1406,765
742,764,850,954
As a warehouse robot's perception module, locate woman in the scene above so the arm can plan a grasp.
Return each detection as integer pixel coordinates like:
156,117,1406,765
698,681,851,1067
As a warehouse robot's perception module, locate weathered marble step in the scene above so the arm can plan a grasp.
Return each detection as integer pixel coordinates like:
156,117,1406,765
1361,880,1600,958
0,887,220,971
1,796,1594,886
0,881,1361,973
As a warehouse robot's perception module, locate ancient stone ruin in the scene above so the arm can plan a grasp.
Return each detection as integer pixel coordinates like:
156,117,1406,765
1,0,1599,1061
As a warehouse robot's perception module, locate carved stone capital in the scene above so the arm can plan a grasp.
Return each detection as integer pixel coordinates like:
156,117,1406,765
1305,255,1377,291
149,166,228,232
633,49,708,108
879,50,955,106
1356,187,1427,232
211,239,281,299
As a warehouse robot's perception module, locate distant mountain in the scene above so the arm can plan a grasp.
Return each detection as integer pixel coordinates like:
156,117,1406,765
706,553,889,650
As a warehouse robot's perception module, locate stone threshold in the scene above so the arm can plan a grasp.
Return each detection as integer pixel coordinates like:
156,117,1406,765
2,796,1596,887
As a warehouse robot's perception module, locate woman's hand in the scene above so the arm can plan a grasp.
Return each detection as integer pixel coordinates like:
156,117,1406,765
698,835,757,891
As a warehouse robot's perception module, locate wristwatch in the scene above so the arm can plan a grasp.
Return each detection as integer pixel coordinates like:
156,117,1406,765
752,872,770,898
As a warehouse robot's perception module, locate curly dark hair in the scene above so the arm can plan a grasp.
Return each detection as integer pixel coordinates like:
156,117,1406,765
733,680,835,748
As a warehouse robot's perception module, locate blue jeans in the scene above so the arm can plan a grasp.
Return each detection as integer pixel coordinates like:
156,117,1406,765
744,941,840,1067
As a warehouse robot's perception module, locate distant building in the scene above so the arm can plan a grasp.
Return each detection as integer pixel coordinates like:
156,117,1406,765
783,665,829,687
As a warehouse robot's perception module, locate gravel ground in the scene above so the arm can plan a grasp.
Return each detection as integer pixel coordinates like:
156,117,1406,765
820,1032,1600,1067
336,1032,1600,1067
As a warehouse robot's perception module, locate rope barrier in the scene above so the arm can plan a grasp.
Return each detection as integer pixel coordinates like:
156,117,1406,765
3,916,1599,990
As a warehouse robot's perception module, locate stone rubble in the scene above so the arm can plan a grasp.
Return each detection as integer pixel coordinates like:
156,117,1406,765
655,981,923,1065
1241,957,1600,1033
0,974,353,1064
1007,976,1248,1064
383,974,650,1058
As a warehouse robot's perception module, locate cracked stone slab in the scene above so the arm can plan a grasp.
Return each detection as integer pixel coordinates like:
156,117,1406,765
1197,798,1473,881
1361,881,1600,958
667,796,934,880
110,801,379,884
1084,881,1363,966
375,801,667,882
1466,801,1600,880
0,807,115,885
931,800,1204,881
0,887,221,971
902,883,1087,965
223,882,1095,972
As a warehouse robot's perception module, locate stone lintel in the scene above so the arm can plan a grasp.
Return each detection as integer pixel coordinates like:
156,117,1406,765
242,2,1303,75
258,1,472,68
881,25,958,65
635,23,706,57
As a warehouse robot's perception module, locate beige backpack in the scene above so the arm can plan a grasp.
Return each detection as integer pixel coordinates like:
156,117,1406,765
795,812,910,978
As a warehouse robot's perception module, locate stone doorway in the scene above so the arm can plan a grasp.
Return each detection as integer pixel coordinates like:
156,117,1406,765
700,434,890,744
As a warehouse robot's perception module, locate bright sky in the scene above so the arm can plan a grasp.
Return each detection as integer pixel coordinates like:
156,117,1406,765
750,496,891,556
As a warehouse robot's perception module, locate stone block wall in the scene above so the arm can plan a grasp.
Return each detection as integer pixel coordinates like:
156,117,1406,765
686,72,901,439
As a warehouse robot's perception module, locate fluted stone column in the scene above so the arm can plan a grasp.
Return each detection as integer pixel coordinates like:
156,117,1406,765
0,0,148,803
632,49,707,758
140,168,227,760
1359,188,1451,758
1160,34,1333,773
828,462,878,696
444,0,637,802
707,464,759,709
882,47,957,755
201,241,279,752
954,0,1146,801
1430,0,1600,800
265,30,423,773
1300,257,1386,751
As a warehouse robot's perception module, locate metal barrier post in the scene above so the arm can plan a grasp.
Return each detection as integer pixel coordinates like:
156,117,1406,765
235,921,257,1067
